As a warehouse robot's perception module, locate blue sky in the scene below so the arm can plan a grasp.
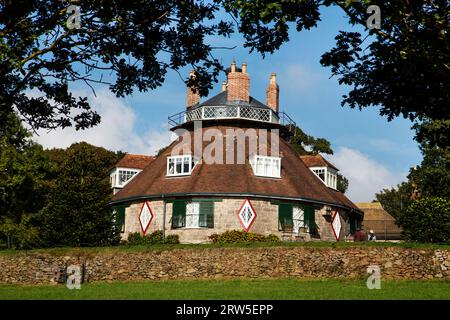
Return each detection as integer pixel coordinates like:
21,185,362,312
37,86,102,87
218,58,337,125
34,6,422,202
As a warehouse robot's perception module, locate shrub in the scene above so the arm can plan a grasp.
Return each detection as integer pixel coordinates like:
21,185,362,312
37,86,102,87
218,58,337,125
398,197,450,243
126,231,179,245
208,230,280,243
263,234,282,242
164,234,180,244
127,232,145,245
146,230,163,244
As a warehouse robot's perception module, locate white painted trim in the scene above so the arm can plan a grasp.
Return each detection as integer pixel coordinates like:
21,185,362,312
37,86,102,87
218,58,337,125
166,155,199,177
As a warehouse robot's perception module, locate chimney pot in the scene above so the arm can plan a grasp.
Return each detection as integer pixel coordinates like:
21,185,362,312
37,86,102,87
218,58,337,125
270,73,277,84
221,81,227,92
242,63,247,74
231,61,236,73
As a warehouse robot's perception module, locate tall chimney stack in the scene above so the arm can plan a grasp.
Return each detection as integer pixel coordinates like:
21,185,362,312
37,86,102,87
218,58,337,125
266,73,279,113
227,61,250,102
186,70,200,109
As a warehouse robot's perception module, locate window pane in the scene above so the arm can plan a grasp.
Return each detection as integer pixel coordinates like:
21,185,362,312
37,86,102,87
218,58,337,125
119,170,136,185
316,170,325,181
183,157,190,173
273,159,280,177
176,157,182,174
293,206,305,233
168,159,175,175
264,158,271,176
186,202,200,228
256,157,263,175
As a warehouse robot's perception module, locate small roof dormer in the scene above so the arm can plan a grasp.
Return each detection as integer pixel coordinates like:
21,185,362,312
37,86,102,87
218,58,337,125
110,154,154,194
300,154,339,190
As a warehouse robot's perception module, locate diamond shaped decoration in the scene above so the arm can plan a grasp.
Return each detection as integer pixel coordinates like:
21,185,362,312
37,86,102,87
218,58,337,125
331,211,342,241
139,201,154,235
237,199,257,232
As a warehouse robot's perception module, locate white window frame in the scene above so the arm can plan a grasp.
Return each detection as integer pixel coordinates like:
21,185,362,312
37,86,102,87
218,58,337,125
166,155,199,177
310,166,337,190
292,206,307,234
185,202,200,228
249,154,281,178
110,167,142,189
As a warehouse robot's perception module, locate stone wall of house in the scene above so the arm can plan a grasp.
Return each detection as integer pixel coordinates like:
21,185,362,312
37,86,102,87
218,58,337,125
122,198,348,243
314,208,352,242
0,247,448,284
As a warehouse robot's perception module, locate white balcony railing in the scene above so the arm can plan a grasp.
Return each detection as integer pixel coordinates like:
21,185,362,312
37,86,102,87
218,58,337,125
168,105,280,127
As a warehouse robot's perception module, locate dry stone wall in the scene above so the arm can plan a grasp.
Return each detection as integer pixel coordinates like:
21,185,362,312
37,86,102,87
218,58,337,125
0,247,448,285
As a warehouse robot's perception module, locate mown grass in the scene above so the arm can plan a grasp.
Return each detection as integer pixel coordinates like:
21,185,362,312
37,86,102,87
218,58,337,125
1,278,449,300
0,241,449,256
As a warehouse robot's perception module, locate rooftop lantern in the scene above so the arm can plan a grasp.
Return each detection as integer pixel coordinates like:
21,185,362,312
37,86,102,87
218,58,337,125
168,61,297,133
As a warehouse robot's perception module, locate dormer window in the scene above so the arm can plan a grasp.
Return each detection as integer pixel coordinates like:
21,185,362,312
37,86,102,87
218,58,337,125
110,167,142,194
119,170,139,185
311,167,337,189
167,155,199,177
312,168,325,181
250,155,281,178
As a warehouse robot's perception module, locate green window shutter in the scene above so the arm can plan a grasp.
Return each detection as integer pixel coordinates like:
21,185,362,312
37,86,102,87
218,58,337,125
349,214,356,234
303,206,316,233
113,206,126,232
199,201,214,228
278,204,293,231
172,200,186,228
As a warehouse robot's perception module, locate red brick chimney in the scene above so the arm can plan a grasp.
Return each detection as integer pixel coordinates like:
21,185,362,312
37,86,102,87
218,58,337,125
227,61,250,103
266,73,279,113
186,70,200,109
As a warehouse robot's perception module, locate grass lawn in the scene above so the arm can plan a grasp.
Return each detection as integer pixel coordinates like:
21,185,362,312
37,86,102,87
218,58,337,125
1,278,449,300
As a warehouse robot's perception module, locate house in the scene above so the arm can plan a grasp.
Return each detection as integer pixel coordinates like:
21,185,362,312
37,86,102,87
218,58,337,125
110,61,363,243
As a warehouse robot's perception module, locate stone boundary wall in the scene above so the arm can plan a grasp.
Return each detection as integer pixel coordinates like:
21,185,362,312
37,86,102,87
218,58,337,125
0,247,448,285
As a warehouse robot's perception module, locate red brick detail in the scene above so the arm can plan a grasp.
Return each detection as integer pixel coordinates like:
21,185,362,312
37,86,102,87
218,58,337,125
266,75,279,113
227,71,250,102
186,71,200,109
186,87,200,109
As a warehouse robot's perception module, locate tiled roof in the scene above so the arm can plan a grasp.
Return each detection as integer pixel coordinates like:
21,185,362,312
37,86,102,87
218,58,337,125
197,91,268,109
112,125,361,213
300,155,339,171
116,154,154,170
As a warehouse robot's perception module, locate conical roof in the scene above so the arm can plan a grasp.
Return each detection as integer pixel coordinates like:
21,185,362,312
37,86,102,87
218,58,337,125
111,124,361,214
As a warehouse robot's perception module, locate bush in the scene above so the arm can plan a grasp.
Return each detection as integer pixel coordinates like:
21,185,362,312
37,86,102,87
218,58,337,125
398,197,450,243
146,230,163,244
208,230,280,244
126,231,179,245
263,234,282,242
164,234,180,244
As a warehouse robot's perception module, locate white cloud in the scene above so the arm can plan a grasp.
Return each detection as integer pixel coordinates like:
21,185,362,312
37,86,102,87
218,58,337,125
279,64,324,93
33,89,175,155
326,147,406,202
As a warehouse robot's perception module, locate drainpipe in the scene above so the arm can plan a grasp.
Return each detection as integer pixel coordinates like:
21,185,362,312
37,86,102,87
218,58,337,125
162,194,166,242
